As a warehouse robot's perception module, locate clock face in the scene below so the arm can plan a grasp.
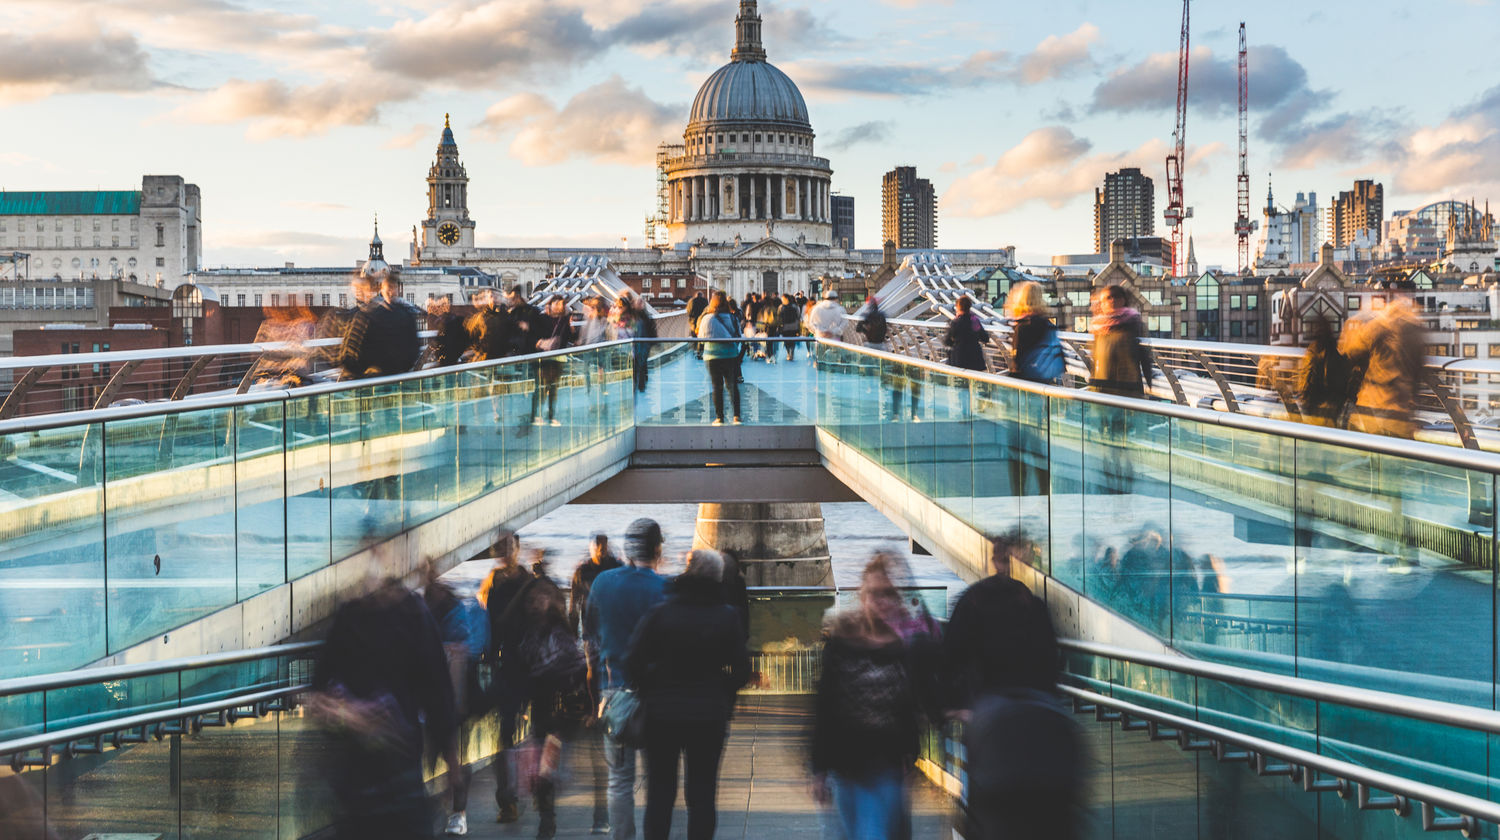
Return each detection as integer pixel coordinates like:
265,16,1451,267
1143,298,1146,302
437,222,460,246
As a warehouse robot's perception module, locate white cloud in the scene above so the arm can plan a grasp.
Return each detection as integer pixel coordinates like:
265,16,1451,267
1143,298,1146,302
477,75,683,166
174,77,415,139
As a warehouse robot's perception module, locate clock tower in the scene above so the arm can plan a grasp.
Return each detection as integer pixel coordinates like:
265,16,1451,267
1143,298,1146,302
419,114,476,260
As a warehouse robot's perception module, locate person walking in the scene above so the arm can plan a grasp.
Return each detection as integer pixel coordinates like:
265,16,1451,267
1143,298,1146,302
1339,296,1424,438
571,533,622,833
807,291,846,340
854,296,888,350
531,295,574,427
687,291,709,358
501,287,543,358
426,296,469,368
1087,284,1152,398
810,558,930,840
338,272,421,378
479,533,535,824
312,574,455,840
630,293,657,393
943,295,989,372
943,538,1081,840
776,293,803,361
1005,281,1063,384
579,296,612,345
466,289,511,363
697,291,743,426
1297,314,1352,427
584,519,671,840
626,550,751,840
424,579,490,836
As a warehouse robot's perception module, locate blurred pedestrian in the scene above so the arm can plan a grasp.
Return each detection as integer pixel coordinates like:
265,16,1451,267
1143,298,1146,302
627,550,751,840
1005,281,1063,384
1088,285,1152,397
698,291,743,426
479,533,535,824
578,296,611,346
424,579,490,836
571,533,622,831
252,303,316,386
1296,314,1352,427
776,293,803,360
687,291,709,358
943,537,1081,840
631,293,657,393
584,519,671,840
944,294,989,372
807,290,846,340
1339,296,1425,438
854,296,888,350
501,287,542,358
426,296,469,368
313,573,455,840
531,295,574,427
338,272,421,379
811,557,930,840
466,289,510,363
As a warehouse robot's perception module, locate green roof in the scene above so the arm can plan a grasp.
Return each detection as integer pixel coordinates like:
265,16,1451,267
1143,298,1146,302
0,191,141,215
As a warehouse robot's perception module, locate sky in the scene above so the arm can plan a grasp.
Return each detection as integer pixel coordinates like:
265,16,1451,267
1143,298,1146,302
1,0,1497,271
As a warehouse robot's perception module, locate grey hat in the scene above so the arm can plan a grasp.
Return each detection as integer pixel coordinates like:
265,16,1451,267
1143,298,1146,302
624,518,664,564
823,290,839,300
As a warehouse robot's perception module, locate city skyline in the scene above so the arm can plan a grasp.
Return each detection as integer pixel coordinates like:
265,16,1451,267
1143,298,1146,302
1,0,1496,270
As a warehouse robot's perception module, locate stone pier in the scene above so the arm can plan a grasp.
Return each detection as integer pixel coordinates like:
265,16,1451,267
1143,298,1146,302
692,502,834,587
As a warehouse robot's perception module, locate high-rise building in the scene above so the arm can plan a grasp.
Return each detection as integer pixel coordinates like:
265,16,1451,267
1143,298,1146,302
1331,179,1383,248
1256,186,1321,268
1093,168,1155,254
831,194,855,249
882,166,936,249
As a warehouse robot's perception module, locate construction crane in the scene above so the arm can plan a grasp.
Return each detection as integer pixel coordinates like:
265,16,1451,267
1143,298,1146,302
1234,22,1254,275
1163,0,1191,277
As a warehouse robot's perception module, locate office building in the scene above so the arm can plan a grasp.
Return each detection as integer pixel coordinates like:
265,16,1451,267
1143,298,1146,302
1093,168,1155,254
882,166,936,250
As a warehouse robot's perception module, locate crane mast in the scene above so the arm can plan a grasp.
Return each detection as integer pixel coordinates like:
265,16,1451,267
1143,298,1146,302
1163,0,1190,277
1235,22,1253,274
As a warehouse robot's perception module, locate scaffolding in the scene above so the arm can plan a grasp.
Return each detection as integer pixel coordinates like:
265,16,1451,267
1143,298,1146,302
0,251,32,281
647,143,683,249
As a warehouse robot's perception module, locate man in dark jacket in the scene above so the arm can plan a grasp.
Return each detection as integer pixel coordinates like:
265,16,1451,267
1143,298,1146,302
687,291,709,358
479,533,534,823
776,294,802,360
570,532,622,833
626,550,750,840
313,574,455,840
500,287,542,357
943,294,989,371
426,296,468,367
338,273,420,378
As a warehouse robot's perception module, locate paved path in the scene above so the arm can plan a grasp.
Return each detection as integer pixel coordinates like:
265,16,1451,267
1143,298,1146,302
461,695,957,840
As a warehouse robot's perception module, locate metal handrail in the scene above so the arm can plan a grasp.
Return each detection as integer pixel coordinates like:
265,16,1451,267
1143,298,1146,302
1064,685,1488,832
815,336,1500,474
1061,639,1500,736
0,641,321,698
1,685,304,763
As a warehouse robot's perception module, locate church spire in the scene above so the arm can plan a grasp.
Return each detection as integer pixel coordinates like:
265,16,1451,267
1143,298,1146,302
369,214,384,262
731,0,766,62
439,113,457,152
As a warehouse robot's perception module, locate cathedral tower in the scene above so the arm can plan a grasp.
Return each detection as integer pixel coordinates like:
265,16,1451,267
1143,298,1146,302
419,114,475,257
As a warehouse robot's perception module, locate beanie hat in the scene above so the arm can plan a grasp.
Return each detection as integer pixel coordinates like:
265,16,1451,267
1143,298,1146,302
624,518,664,564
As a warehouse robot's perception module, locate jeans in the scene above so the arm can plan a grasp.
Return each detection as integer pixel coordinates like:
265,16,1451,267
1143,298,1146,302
707,358,741,422
830,767,907,840
602,690,639,840
643,718,727,840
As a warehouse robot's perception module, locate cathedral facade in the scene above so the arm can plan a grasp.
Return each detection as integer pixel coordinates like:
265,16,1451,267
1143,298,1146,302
409,0,1014,298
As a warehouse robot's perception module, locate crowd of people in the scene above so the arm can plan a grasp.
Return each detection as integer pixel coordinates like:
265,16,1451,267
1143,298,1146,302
311,521,1080,840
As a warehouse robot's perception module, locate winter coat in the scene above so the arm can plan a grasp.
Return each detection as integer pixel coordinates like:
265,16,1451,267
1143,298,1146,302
625,575,750,723
807,300,846,338
944,312,989,371
811,629,920,779
1089,311,1152,397
339,299,420,378
1338,304,1425,438
1008,314,1056,377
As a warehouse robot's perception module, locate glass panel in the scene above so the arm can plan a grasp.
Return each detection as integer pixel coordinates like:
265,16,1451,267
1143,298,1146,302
45,735,180,839
181,715,280,840
235,401,286,600
399,375,454,529
106,407,236,652
286,393,332,579
0,421,106,678
1049,396,1086,591
328,383,404,559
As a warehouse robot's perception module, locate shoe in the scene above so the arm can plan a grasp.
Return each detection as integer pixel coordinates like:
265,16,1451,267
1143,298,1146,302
537,814,557,839
911,415,922,423
590,820,610,835
445,812,468,836
550,419,561,426
532,417,544,426
711,418,724,426
732,417,742,425
496,800,520,824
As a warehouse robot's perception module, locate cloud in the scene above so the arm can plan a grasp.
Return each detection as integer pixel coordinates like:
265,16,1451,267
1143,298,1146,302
371,2,600,85
383,123,435,150
0,24,158,102
1090,44,1310,118
175,77,415,139
943,126,1225,218
1380,84,1500,196
477,75,684,166
788,23,1099,97
826,121,893,150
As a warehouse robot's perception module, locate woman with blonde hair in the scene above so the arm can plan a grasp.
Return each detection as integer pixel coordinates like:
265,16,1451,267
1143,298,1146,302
1005,280,1062,384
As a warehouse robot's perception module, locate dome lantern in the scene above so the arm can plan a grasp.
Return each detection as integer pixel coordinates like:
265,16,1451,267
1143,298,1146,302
732,0,766,63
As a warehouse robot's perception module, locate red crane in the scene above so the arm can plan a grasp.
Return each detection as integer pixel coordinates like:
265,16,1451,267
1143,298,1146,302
1163,0,1190,277
1235,22,1253,274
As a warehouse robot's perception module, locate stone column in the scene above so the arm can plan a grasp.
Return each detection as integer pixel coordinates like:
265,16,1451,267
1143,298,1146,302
693,503,834,587
750,176,759,220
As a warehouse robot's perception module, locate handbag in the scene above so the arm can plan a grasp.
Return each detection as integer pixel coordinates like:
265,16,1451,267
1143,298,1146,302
1020,327,1065,383
600,689,646,748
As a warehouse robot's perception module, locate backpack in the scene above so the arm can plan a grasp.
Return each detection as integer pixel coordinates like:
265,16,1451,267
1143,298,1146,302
861,309,889,344
1020,326,1064,383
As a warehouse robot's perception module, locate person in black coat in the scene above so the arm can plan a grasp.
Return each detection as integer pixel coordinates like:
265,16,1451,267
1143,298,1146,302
501,287,543,357
478,533,535,823
943,295,989,372
530,295,575,426
626,550,751,840
426,296,468,367
338,273,420,379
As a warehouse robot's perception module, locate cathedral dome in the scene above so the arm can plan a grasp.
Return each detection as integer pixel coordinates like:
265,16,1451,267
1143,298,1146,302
688,60,809,131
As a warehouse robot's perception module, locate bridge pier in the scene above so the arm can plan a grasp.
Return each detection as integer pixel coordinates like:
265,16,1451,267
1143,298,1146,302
693,502,834,587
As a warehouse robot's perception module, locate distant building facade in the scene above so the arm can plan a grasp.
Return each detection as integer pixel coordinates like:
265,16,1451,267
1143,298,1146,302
1331,179,1383,248
831,194,855,250
0,176,201,287
882,166,936,250
1256,187,1321,269
1093,168,1155,254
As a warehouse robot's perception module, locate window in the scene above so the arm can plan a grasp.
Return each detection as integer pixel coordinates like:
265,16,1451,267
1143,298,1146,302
1230,321,1243,337
254,294,262,307
755,134,761,142
155,257,164,267
1464,344,1478,358
55,236,62,247
35,220,43,231
1195,276,1219,310
305,294,314,306
1248,294,1259,309
1347,295,1361,310
1247,321,1259,337
322,294,330,306
237,294,246,307
93,220,100,231
0,220,6,231
1489,344,1500,358
156,224,164,247
73,219,81,231
1230,294,1242,309
270,294,280,306
642,279,652,290
74,236,81,247
127,257,136,267
130,218,138,230
111,236,119,247
339,294,347,307
130,236,138,247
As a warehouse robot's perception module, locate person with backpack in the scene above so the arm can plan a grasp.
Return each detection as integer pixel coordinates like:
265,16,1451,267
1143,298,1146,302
854,296,888,350
775,293,802,361
943,294,989,372
697,291,742,426
1005,281,1063,384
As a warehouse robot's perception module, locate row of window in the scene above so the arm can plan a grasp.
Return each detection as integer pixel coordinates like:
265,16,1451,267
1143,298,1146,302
688,132,809,154
0,287,96,309
2,235,140,249
0,217,137,233
0,221,168,246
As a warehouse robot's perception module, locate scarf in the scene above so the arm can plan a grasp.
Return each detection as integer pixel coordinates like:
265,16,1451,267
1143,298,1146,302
1090,306,1139,335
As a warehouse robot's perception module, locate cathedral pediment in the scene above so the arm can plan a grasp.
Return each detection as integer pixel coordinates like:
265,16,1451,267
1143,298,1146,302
732,237,808,260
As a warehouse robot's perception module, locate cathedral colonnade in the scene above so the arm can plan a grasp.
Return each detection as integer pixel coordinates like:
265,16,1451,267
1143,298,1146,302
670,173,831,224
